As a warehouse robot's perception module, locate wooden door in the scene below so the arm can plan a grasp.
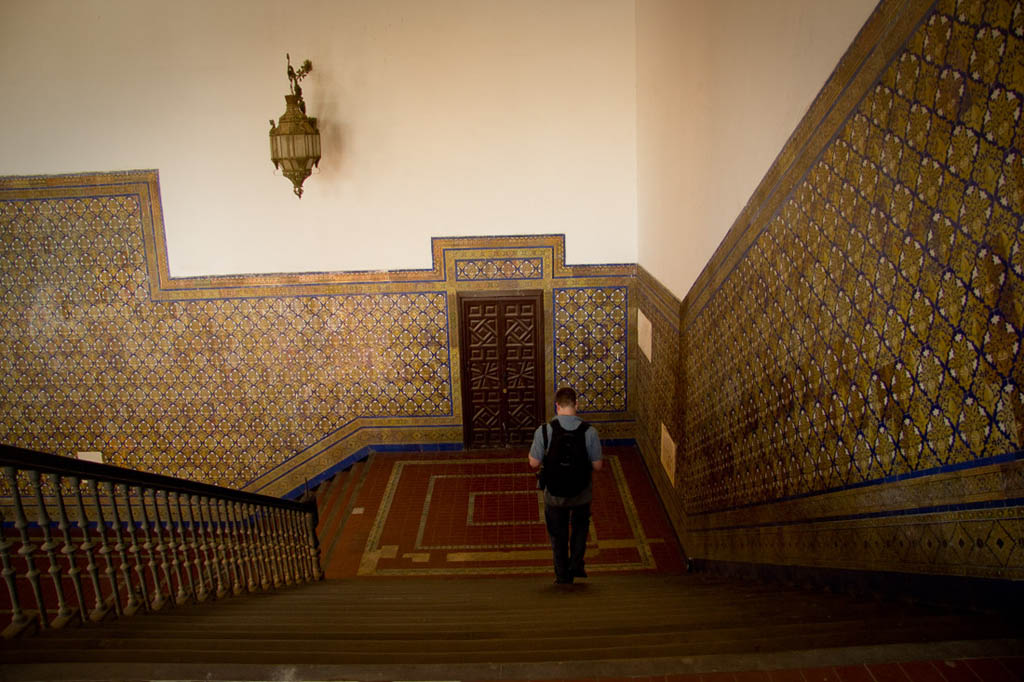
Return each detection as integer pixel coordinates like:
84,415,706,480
459,292,545,448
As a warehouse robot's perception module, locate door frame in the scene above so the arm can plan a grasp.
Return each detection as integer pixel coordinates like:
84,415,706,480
456,289,547,448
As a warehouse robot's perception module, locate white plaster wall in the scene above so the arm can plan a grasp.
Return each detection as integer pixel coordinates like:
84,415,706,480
0,0,637,276
636,0,878,302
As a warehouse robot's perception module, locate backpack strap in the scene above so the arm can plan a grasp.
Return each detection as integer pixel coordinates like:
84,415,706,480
543,418,560,454
575,421,592,458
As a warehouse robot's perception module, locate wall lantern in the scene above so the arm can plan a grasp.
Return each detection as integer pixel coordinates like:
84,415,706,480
269,54,321,198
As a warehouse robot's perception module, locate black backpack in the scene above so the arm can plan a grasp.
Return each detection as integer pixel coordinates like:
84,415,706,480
540,419,592,497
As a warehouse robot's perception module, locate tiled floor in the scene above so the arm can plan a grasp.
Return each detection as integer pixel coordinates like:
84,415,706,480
323,446,686,578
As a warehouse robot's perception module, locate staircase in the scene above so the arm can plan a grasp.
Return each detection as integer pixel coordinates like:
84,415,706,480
314,458,369,575
2,451,1022,681
1,572,1021,681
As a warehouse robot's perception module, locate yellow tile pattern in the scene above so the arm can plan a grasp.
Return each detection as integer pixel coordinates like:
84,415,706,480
635,0,1024,580
684,0,1023,512
0,176,634,496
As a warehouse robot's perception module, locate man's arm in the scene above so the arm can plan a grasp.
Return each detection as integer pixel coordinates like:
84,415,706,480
587,425,603,471
528,425,546,469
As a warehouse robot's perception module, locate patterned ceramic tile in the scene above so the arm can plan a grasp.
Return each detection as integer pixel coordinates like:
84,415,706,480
0,196,454,489
454,258,543,281
553,287,629,412
681,0,1024,516
0,178,633,496
634,0,1024,580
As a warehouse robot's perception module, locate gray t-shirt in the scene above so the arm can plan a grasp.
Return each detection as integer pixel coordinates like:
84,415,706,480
529,414,602,507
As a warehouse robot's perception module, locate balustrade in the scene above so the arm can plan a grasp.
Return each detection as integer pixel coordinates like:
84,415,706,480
0,445,320,638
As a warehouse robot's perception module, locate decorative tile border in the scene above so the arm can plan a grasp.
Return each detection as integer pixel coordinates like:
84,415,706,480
454,257,543,281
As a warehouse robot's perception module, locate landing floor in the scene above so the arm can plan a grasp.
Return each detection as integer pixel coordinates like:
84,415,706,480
321,446,686,578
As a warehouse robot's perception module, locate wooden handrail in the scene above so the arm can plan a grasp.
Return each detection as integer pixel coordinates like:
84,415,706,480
0,445,311,513
0,443,322,639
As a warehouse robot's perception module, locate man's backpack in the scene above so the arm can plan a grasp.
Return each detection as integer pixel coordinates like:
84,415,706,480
540,419,592,497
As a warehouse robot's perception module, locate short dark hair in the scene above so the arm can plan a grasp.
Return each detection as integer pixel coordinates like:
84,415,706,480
555,387,577,407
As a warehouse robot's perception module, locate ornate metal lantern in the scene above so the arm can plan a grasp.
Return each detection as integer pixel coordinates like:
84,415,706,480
269,55,321,198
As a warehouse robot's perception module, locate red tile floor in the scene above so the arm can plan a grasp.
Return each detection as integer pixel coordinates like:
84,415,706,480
323,446,686,578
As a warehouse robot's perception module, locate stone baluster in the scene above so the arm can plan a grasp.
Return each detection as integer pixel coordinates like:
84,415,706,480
28,470,74,628
5,467,47,628
169,492,195,604
256,504,275,590
282,508,301,585
255,505,274,590
133,486,163,611
120,485,150,612
0,503,34,638
227,502,253,592
287,508,311,582
168,491,196,598
304,507,323,582
271,507,296,586
147,489,175,609
73,476,109,621
281,509,303,582
88,478,121,616
267,506,289,587
104,482,140,616
199,497,226,599
235,499,260,589
215,500,242,595
51,474,88,622
195,496,219,599
256,506,282,588
243,504,263,588
181,494,208,601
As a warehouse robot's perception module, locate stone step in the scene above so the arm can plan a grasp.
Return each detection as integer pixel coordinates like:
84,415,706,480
2,573,1020,680
11,612,989,651
314,460,368,560
39,595,940,631
4,630,1018,667
313,465,348,536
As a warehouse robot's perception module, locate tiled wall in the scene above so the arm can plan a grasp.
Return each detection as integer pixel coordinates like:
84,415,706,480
4,0,1021,585
635,0,1024,580
0,175,634,497
553,286,630,412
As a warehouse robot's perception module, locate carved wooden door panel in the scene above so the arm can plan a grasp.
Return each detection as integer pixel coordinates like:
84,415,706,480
459,292,545,448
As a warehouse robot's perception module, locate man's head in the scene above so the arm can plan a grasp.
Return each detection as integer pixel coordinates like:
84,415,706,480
554,387,577,415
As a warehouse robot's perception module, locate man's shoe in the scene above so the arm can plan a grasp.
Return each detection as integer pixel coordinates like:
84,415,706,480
554,577,574,585
571,567,588,579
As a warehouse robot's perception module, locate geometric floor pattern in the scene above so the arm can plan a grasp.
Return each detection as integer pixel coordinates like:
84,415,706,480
323,446,686,578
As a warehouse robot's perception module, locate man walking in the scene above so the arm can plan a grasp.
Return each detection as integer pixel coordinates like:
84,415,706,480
528,387,602,585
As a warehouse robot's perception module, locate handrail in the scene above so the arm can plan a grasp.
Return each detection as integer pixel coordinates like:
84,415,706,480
0,445,310,512
0,444,322,639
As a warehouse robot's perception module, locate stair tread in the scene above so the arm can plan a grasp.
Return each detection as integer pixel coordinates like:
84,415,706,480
13,615,993,649
3,573,1019,670
1,627,1016,665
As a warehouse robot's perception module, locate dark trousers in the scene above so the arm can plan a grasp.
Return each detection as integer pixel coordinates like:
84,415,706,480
544,502,590,582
